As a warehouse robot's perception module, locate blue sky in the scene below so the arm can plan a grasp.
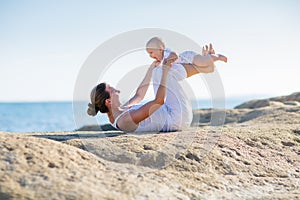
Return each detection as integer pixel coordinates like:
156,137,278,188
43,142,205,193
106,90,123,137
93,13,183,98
0,0,299,102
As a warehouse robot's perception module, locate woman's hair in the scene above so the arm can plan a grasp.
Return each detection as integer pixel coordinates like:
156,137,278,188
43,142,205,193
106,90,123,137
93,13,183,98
87,83,110,116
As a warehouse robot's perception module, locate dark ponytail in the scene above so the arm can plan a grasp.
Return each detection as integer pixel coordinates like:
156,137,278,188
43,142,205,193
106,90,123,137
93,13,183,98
87,83,110,116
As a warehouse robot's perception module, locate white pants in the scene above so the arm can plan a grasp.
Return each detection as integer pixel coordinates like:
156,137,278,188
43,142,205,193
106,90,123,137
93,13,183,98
177,51,197,64
135,63,192,132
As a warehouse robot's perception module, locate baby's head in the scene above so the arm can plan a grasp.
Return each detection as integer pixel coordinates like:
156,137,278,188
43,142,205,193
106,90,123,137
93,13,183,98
146,37,165,61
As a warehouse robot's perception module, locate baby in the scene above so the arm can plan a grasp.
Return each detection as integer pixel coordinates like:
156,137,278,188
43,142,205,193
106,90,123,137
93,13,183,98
145,37,227,67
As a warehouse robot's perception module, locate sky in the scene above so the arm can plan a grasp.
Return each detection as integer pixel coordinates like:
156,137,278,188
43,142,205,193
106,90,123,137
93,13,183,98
0,0,299,102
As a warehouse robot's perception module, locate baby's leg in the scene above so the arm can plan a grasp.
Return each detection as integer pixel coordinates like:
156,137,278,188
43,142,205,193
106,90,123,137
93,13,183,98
193,53,227,67
178,63,214,78
192,54,216,67
209,54,227,63
178,50,215,76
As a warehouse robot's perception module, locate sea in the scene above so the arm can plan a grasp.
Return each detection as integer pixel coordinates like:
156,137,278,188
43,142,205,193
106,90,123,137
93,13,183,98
0,98,256,133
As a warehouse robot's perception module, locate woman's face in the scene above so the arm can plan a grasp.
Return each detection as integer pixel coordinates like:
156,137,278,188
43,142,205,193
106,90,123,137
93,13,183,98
105,84,120,105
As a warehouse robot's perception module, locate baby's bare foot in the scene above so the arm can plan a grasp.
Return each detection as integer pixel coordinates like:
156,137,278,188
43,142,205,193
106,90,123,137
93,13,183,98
217,54,227,63
209,43,215,54
202,45,209,56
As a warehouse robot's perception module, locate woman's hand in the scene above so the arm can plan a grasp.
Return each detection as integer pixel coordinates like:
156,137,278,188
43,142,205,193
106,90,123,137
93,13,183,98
150,60,161,69
162,58,173,69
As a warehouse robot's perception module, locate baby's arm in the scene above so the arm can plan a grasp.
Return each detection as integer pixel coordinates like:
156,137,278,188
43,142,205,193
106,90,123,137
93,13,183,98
163,51,178,64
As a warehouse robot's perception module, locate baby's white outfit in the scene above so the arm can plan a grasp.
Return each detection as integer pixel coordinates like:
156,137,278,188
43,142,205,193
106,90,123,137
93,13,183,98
163,48,197,64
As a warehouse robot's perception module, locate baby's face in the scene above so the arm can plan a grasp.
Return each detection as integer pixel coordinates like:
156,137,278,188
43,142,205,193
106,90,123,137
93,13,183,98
146,48,163,62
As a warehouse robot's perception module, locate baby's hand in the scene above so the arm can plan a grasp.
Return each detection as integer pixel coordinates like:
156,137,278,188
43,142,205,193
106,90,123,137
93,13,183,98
166,52,178,62
162,58,173,67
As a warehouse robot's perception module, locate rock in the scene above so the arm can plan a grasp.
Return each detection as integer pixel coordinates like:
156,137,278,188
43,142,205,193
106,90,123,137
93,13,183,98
269,101,286,107
237,109,270,123
234,99,270,109
2,92,300,199
270,92,300,102
76,124,117,131
1,119,300,199
0,132,192,199
283,101,300,106
235,92,300,109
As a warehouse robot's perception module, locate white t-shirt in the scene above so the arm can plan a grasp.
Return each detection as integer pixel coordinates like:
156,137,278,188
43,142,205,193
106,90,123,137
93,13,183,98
162,48,172,63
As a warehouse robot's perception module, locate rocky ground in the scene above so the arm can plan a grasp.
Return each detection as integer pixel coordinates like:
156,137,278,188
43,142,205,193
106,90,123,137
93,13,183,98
0,92,300,199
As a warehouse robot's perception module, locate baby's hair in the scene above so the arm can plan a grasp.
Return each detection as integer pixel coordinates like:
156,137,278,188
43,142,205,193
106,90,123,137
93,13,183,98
146,37,165,49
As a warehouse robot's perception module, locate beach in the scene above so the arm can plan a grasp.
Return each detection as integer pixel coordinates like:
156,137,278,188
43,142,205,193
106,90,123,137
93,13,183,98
1,93,300,199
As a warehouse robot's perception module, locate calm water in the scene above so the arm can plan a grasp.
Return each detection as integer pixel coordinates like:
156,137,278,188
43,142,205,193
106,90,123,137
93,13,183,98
0,98,253,133
0,102,76,132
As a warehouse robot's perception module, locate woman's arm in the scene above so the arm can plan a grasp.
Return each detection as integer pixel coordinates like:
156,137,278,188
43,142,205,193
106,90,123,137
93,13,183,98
123,61,159,107
118,61,172,131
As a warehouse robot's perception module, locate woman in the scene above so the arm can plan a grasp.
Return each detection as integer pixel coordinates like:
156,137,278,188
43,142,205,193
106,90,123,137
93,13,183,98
87,44,223,132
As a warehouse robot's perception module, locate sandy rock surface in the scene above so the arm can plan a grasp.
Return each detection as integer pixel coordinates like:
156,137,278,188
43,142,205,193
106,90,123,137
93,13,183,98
235,92,300,109
1,93,300,199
